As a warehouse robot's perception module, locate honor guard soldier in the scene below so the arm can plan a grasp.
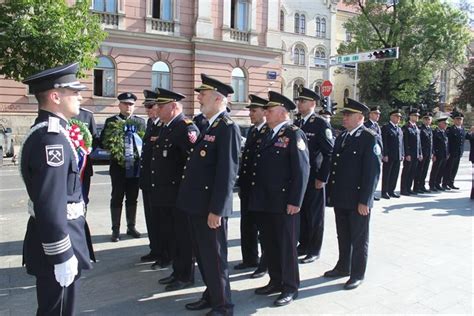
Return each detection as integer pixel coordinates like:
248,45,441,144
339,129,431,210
176,74,240,315
324,98,381,290
100,92,146,242
381,109,404,199
400,109,423,195
429,117,450,191
249,91,309,307
148,88,200,290
139,90,162,262
442,111,466,190
294,87,333,264
234,94,269,278
21,63,95,315
414,112,433,193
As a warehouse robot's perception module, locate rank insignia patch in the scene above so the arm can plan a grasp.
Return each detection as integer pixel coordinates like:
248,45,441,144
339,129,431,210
45,144,64,167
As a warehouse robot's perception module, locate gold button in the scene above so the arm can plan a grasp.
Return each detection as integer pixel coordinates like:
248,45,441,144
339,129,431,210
254,163,257,166
332,180,335,184
276,151,280,154
184,166,187,169
151,184,155,187
205,186,209,190
187,158,190,161
190,148,194,152
245,157,248,160
357,186,360,189
244,163,247,167
332,171,335,174
282,188,286,192
140,166,143,168
257,154,261,157
336,154,340,157
353,151,357,154
156,145,159,148
172,181,175,184
182,175,185,179
333,162,337,166
252,172,256,176
151,171,155,174
152,157,155,161
251,182,255,186
205,144,208,148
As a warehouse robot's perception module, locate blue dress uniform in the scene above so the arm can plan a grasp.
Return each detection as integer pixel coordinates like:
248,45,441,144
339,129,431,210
429,118,449,190
381,110,404,197
192,112,209,133
364,106,382,147
176,74,240,315
249,91,309,305
99,93,146,241
400,110,422,195
21,63,94,315
326,99,381,287
442,112,466,189
414,113,434,192
294,88,333,262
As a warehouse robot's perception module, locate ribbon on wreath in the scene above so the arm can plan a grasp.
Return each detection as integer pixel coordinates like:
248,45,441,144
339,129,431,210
124,124,143,178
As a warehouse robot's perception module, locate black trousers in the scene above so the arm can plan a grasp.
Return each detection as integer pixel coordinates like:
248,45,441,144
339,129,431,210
142,190,159,256
382,159,400,194
154,205,175,262
299,184,325,256
190,215,233,314
400,158,419,193
36,273,80,316
414,156,431,190
333,207,370,280
109,166,140,209
429,157,447,188
239,191,259,265
443,155,461,186
81,174,91,206
257,212,299,293
171,208,195,282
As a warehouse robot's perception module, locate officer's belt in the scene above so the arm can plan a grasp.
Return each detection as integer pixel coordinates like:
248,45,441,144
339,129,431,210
28,200,85,220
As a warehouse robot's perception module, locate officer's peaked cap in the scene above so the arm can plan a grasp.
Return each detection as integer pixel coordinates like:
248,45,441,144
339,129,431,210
194,73,234,97
266,91,296,111
389,109,403,117
451,111,464,118
155,87,185,105
247,94,268,108
22,62,86,94
117,92,137,104
340,98,369,114
296,87,321,101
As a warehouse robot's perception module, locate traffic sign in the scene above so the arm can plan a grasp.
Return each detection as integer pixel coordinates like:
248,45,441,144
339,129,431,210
321,80,333,97
329,47,399,66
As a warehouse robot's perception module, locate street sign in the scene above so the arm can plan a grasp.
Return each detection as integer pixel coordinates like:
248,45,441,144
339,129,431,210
329,47,399,66
321,80,333,97
266,71,277,80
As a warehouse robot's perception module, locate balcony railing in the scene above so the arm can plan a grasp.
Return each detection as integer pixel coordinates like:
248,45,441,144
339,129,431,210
230,29,250,42
93,11,119,27
150,18,175,33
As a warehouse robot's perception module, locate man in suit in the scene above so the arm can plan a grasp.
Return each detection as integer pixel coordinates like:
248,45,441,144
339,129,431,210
414,112,433,193
324,98,381,290
294,87,333,264
176,74,240,315
249,91,309,307
381,109,404,199
364,106,382,200
400,109,423,195
100,92,146,242
442,111,466,190
429,117,449,191
234,94,269,279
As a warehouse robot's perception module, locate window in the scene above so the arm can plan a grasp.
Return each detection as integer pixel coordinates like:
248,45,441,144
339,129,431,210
231,68,246,103
344,88,350,106
314,82,323,95
316,18,321,37
300,14,306,35
314,47,326,67
321,18,326,38
94,56,115,97
93,0,117,13
280,10,285,32
293,80,304,100
151,61,171,90
152,0,173,20
293,45,305,66
231,0,250,31
294,13,299,33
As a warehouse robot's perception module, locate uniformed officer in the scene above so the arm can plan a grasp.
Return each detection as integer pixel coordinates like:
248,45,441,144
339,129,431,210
249,91,309,307
21,63,95,314
442,111,466,190
192,112,209,133
100,92,146,242
429,117,449,191
364,106,382,200
318,108,334,123
400,109,423,195
324,98,381,290
380,109,404,199
176,74,240,315
294,87,333,264
139,90,162,262
234,94,269,278
414,112,433,193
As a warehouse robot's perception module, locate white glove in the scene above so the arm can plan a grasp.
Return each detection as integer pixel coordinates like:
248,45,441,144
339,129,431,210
54,255,78,287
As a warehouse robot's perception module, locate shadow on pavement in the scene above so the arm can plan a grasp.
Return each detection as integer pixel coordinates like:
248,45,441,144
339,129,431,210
382,197,473,216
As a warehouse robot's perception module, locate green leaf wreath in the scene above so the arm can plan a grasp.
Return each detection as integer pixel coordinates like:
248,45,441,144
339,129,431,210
103,119,145,167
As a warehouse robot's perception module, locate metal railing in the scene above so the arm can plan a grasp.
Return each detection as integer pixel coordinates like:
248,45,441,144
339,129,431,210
150,18,175,33
230,29,249,42
93,11,119,27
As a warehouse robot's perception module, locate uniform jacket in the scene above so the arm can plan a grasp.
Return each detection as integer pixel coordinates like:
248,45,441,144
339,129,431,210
150,113,200,207
419,124,433,158
466,132,474,162
364,119,383,149
139,118,162,190
248,122,310,214
192,113,209,133
177,111,241,217
294,113,333,182
432,127,449,160
328,126,381,210
21,110,93,276
446,125,466,158
402,122,422,159
73,108,98,177
381,122,404,160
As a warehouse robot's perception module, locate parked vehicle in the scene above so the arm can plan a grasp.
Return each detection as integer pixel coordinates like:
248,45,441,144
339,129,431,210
89,123,110,165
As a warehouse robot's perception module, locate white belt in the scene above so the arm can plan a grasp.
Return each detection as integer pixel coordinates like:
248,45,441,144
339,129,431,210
28,200,85,220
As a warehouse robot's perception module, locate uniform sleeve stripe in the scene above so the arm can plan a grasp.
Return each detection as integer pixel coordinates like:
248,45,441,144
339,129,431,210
42,235,71,256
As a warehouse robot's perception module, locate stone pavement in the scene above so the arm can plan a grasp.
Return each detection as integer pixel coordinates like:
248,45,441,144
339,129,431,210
0,152,472,315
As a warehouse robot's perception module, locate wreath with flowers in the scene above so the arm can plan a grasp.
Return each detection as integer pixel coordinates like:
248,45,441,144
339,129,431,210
68,119,93,155
102,119,145,167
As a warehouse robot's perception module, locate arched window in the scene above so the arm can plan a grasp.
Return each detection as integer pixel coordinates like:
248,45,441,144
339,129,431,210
151,61,171,90
231,67,246,103
293,45,305,66
321,18,327,38
293,80,304,100
344,88,350,106
316,17,321,37
94,56,115,97
314,81,323,96
294,13,300,33
280,10,285,31
300,14,306,35
314,47,326,67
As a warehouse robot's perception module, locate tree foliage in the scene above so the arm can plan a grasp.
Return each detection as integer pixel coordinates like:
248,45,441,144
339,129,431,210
453,58,474,110
0,0,107,81
339,0,471,106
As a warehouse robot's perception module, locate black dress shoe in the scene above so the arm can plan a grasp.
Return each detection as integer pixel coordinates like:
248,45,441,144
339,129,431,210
420,187,430,193
141,253,158,262
344,278,363,290
449,184,460,190
299,255,319,264
437,185,446,191
373,196,380,201
126,227,141,238
185,298,211,311
255,283,281,295
389,193,400,198
274,292,298,306
234,262,258,270
323,268,350,278
165,280,194,291
381,192,390,199
250,268,267,279
297,246,306,256
111,231,120,242
408,190,418,195
151,259,171,270
442,185,451,191
430,186,438,192
400,191,411,196
158,275,176,285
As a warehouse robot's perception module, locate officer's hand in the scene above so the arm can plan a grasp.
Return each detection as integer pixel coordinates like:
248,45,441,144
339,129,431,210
357,204,370,216
207,213,222,229
315,180,324,189
405,155,411,162
432,155,437,162
287,204,300,215
382,156,388,163
54,255,78,287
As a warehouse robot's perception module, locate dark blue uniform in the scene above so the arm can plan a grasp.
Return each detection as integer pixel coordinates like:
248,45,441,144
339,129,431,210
381,122,404,196
150,113,199,282
327,125,381,281
400,122,422,194
21,111,94,315
294,113,333,258
364,119,382,147
177,111,240,314
248,123,309,295
414,124,433,192
442,126,466,188
192,113,209,133
429,127,449,190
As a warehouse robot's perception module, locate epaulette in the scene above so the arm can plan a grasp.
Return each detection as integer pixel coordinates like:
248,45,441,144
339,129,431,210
80,107,93,114
184,118,193,125
47,117,60,134
364,127,377,136
290,124,299,131
222,116,234,125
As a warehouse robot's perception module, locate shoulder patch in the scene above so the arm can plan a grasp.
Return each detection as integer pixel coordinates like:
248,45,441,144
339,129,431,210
373,143,382,156
47,117,60,134
45,144,64,167
297,138,306,151
222,116,234,125
325,128,333,140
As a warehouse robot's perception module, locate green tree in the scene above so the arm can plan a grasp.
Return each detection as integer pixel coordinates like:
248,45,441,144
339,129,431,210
0,0,107,81
339,0,471,106
453,58,474,110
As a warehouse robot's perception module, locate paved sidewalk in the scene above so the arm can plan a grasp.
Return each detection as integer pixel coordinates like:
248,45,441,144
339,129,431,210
0,153,472,315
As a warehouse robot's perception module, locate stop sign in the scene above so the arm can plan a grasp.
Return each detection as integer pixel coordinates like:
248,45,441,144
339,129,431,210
321,80,333,97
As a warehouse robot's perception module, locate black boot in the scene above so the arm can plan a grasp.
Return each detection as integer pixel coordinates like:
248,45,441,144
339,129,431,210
111,207,122,242
126,205,141,238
